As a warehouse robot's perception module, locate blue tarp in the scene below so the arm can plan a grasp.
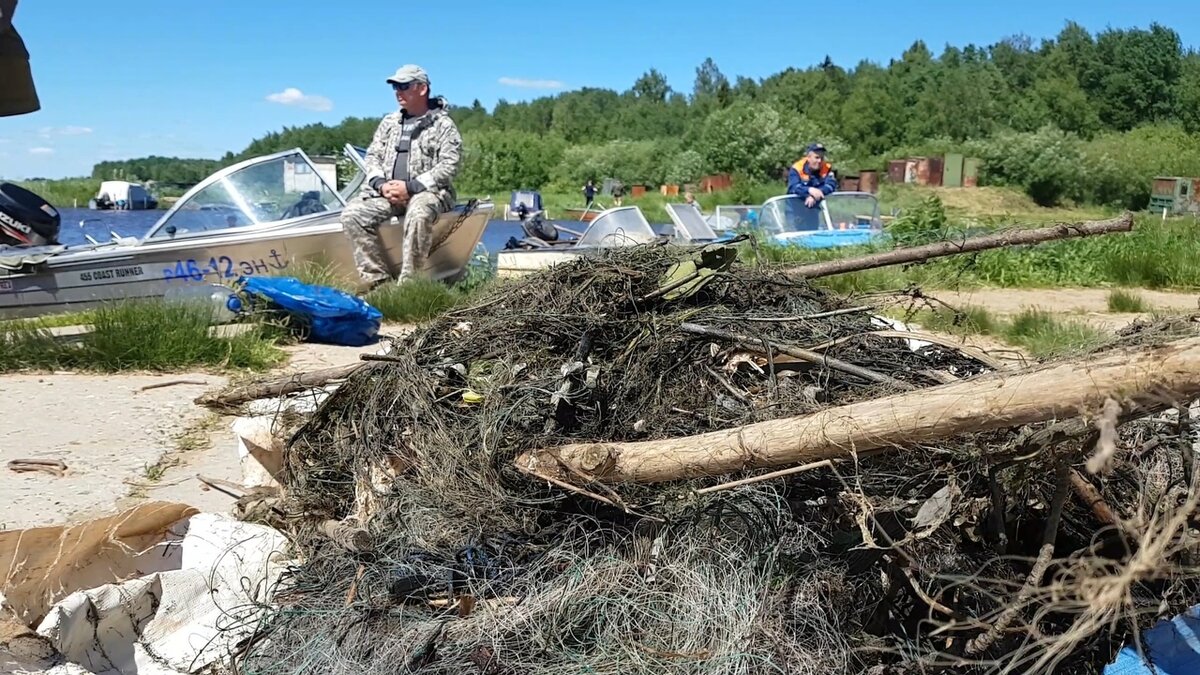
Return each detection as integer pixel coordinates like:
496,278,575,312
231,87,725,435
1105,607,1200,674
231,275,382,347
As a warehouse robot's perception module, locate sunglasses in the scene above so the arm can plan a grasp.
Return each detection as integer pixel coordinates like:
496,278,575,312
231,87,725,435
391,82,416,91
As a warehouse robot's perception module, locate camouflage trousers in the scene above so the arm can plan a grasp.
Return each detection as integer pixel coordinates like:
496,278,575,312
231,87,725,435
340,191,452,284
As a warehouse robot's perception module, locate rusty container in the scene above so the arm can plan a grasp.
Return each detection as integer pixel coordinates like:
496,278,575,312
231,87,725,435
859,170,879,194
930,156,945,187
700,174,732,193
914,157,930,185
841,175,860,192
887,160,907,183
631,184,647,198
963,157,980,187
917,156,944,187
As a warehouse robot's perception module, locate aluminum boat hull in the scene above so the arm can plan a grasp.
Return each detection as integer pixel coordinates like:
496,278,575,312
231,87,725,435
0,204,491,319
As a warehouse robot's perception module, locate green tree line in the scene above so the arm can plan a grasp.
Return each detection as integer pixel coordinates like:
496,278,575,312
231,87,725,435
91,155,222,185
96,21,1200,210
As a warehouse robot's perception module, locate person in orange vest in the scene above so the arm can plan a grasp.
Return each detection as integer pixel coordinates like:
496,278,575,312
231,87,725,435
786,143,838,208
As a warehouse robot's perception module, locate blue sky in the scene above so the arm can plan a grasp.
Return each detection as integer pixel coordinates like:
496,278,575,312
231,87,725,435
1,0,1197,179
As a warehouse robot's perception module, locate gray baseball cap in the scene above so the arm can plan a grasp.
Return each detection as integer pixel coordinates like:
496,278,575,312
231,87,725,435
386,64,429,86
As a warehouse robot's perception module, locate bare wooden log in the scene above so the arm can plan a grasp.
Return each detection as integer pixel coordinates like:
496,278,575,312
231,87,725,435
195,362,366,410
515,335,1200,484
786,213,1134,279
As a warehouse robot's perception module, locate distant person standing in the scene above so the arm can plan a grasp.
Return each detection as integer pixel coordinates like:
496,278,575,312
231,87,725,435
611,181,625,207
683,191,699,210
582,179,596,208
340,64,462,293
0,0,40,117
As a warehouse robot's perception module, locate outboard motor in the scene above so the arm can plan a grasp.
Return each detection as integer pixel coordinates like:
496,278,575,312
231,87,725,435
520,211,559,242
0,182,61,247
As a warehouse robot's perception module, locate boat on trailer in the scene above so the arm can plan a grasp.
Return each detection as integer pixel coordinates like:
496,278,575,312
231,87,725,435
0,144,492,320
494,204,719,277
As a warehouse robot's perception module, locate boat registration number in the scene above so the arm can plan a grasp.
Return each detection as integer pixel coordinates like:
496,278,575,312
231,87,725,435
161,251,289,282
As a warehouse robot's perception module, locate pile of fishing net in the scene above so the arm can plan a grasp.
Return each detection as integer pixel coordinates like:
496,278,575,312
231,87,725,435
239,245,1200,675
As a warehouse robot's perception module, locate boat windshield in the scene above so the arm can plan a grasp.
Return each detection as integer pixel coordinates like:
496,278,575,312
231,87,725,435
823,192,883,230
146,151,342,240
576,207,658,247
665,203,717,241
711,204,760,232
340,144,369,201
758,195,827,234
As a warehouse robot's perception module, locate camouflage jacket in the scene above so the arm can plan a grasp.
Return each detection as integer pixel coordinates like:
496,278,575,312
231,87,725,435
363,96,461,200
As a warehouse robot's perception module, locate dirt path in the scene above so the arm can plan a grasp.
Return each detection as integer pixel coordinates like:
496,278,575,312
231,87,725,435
920,288,1198,333
0,324,413,531
930,288,1198,315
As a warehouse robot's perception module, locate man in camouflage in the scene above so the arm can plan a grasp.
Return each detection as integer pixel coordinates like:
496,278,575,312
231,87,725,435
341,64,462,291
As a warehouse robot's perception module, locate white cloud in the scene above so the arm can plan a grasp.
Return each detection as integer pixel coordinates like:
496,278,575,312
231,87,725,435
28,147,54,155
498,76,565,90
37,126,93,138
265,87,333,112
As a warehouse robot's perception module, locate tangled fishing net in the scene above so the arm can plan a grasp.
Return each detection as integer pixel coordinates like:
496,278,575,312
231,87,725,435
237,245,1200,674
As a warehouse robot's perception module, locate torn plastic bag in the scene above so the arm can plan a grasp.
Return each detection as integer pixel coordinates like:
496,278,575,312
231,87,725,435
229,275,382,346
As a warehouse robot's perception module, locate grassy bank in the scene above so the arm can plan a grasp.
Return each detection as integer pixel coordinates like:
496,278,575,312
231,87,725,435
891,304,1110,359
744,190,1200,292
0,299,287,373
12,178,101,208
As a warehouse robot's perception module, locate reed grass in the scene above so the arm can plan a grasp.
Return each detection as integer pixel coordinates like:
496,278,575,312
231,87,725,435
1106,289,1150,313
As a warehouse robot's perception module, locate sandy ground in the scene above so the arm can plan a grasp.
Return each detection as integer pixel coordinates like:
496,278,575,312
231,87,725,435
0,323,412,531
928,288,1199,330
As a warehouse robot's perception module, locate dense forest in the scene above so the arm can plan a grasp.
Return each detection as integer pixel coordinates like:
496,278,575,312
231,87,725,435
95,22,1200,209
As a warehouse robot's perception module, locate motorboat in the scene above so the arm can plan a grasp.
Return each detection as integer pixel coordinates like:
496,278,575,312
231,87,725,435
494,204,719,277
758,191,886,249
89,180,158,210
0,144,492,320
504,190,550,220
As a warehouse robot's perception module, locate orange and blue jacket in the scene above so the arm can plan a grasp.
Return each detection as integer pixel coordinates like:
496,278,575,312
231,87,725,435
786,160,838,201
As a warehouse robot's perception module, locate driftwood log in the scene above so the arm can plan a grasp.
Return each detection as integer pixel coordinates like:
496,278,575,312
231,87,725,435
515,335,1200,484
787,213,1134,279
196,362,367,410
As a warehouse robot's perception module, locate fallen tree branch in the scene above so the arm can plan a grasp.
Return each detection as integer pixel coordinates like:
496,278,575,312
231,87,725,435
138,379,209,392
195,362,367,410
786,213,1134,279
679,322,913,389
515,335,1200,484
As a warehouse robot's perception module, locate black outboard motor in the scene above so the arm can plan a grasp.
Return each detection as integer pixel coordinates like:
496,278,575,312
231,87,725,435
0,182,61,247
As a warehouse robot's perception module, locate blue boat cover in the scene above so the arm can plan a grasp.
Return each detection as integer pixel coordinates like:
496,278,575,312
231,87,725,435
1104,607,1200,674
231,275,382,346
773,230,883,249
